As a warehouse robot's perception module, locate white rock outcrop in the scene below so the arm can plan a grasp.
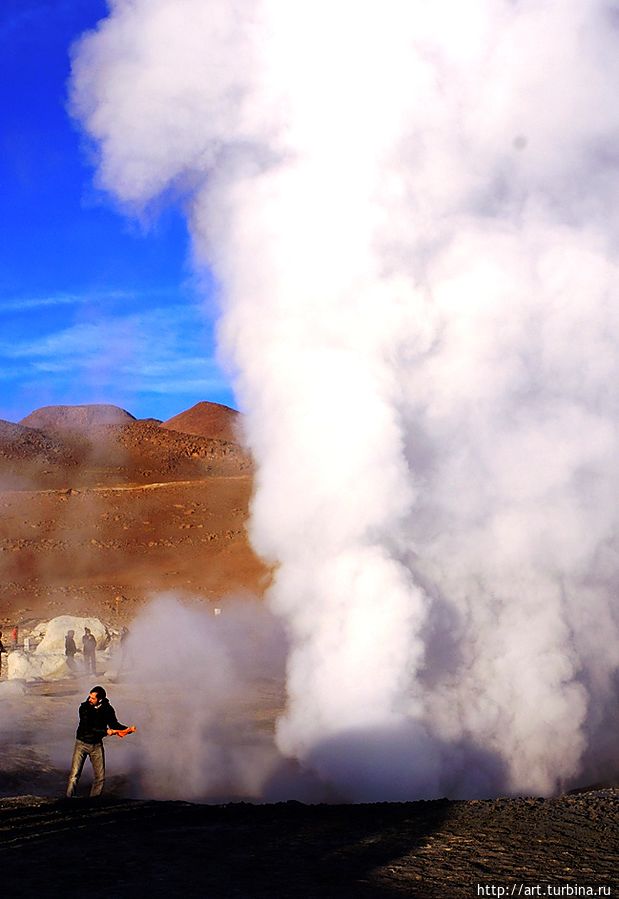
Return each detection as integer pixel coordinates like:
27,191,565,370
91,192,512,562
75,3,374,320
8,650,70,681
5,615,115,682
35,615,108,653
8,647,114,682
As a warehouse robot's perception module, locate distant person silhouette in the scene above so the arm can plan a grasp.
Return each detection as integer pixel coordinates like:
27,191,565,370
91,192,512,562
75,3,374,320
65,630,78,674
82,628,97,675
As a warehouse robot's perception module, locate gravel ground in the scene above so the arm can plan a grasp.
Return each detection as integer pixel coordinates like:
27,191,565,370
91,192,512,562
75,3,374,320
0,790,617,898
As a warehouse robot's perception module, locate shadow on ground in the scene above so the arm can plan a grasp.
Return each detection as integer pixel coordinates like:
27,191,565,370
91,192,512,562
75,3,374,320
1,791,618,898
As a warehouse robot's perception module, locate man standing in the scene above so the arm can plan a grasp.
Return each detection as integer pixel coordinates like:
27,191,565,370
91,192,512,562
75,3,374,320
65,630,78,673
66,685,136,798
82,627,97,675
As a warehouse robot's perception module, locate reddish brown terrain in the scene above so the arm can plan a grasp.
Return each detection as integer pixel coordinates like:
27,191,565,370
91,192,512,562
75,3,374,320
19,402,136,431
161,399,241,442
0,402,268,627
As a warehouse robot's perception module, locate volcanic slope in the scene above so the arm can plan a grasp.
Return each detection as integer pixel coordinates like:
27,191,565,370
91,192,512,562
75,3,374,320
0,403,267,624
161,400,241,442
0,420,79,491
19,402,136,431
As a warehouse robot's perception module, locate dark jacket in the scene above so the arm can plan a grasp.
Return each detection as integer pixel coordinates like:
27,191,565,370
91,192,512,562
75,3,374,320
65,636,77,657
76,699,126,744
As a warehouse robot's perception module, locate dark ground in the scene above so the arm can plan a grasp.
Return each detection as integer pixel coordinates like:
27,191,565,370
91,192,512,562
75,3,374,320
1,790,617,898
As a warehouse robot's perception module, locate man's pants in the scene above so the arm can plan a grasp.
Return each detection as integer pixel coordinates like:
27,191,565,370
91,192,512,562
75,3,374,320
84,653,96,675
66,740,105,797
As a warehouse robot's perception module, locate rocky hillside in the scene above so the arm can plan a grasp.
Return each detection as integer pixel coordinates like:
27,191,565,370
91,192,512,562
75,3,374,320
161,401,241,442
0,420,77,466
19,403,135,432
0,403,250,489
0,419,78,489
0,401,264,623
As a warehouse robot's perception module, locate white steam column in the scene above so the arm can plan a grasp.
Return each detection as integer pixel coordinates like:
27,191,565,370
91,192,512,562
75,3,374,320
71,0,619,799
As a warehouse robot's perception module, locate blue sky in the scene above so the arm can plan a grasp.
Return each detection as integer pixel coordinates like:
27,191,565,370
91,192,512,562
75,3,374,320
0,0,234,424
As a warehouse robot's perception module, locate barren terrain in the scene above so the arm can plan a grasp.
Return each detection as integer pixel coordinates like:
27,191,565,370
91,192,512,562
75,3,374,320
1,788,617,897
0,402,268,627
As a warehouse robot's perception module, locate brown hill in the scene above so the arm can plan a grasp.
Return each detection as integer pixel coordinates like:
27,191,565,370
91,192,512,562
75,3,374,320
0,405,264,623
161,401,241,443
0,419,78,489
72,419,252,486
0,417,252,492
20,404,135,432
0,420,75,466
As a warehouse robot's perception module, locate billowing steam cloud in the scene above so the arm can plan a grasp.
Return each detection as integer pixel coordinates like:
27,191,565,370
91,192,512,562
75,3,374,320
71,1,619,799
118,595,289,801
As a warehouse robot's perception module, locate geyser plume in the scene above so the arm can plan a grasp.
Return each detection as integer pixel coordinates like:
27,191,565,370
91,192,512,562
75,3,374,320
71,1,619,798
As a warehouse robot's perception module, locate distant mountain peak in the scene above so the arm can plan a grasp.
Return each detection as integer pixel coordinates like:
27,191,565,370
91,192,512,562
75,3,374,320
19,404,135,432
161,401,241,442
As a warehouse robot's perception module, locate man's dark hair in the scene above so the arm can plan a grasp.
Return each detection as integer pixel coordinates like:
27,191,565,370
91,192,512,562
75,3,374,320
90,685,106,700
